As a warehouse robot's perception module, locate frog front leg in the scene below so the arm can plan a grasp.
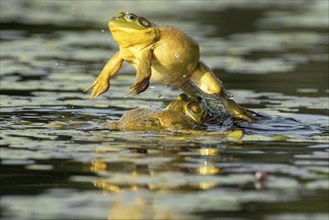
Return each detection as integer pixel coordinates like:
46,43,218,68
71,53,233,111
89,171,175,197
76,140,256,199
84,51,124,98
189,61,255,123
127,49,153,95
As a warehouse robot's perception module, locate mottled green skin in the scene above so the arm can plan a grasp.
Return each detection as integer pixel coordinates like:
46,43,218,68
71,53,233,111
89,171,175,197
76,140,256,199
109,94,207,131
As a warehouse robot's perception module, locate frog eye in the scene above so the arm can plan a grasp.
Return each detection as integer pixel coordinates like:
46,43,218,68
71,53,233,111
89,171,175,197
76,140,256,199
126,13,137,21
188,103,202,115
179,93,190,101
138,17,152,28
196,95,202,102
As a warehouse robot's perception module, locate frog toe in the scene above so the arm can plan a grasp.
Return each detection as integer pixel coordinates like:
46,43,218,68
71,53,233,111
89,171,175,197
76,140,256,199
128,77,150,95
89,84,109,98
83,83,95,93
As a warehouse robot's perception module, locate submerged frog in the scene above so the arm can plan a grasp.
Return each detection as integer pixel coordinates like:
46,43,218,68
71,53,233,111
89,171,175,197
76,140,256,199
109,93,207,131
84,12,255,122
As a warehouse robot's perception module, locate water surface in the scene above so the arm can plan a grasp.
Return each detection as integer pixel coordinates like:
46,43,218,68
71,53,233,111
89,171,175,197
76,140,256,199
1,1,328,219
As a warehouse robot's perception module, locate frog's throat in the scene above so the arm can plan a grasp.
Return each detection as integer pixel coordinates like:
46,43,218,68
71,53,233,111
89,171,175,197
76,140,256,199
110,27,159,48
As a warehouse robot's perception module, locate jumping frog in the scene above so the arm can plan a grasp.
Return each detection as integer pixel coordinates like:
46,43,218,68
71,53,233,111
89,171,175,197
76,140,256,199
84,12,255,122
109,93,207,131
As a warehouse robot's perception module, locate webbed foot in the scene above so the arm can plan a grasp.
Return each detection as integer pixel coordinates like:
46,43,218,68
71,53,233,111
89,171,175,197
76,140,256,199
84,77,110,98
219,95,255,123
127,76,150,95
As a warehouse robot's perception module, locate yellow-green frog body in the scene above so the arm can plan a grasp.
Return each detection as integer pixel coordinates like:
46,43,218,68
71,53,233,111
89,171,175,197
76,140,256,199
85,12,254,122
109,94,207,131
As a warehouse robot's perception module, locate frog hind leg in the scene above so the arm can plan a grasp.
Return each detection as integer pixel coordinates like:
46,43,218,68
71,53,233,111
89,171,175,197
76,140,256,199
186,61,255,123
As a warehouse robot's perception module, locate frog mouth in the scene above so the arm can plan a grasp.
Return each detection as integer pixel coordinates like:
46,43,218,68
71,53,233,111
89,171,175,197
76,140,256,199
113,12,126,18
108,18,144,31
108,17,126,27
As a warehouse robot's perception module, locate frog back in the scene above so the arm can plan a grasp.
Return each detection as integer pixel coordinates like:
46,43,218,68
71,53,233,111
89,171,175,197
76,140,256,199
153,109,196,129
109,108,162,131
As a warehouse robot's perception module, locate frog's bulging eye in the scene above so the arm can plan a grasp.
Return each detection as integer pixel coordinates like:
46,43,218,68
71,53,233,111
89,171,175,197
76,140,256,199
188,103,202,115
138,17,152,28
179,93,190,101
127,14,137,21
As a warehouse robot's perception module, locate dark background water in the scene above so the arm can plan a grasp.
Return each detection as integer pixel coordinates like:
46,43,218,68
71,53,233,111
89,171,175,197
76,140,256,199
1,1,328,219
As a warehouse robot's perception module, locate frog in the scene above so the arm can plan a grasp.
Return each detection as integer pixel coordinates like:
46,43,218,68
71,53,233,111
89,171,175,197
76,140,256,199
109,93,207,131
84,12,255,123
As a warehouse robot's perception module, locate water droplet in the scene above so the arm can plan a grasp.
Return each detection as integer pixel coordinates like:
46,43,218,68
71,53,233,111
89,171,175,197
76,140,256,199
183,74,187,78
158,94,164,99
101,29,104,33
175,52,180,58
55,62,58,66
255,171,267,181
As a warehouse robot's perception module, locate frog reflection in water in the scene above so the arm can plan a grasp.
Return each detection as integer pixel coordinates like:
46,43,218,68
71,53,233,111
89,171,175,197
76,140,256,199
84,12,256,123
109,93,207,131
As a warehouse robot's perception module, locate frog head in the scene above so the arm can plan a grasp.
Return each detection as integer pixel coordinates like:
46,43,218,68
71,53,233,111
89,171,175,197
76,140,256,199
109,12,159,47
166,93,208,124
